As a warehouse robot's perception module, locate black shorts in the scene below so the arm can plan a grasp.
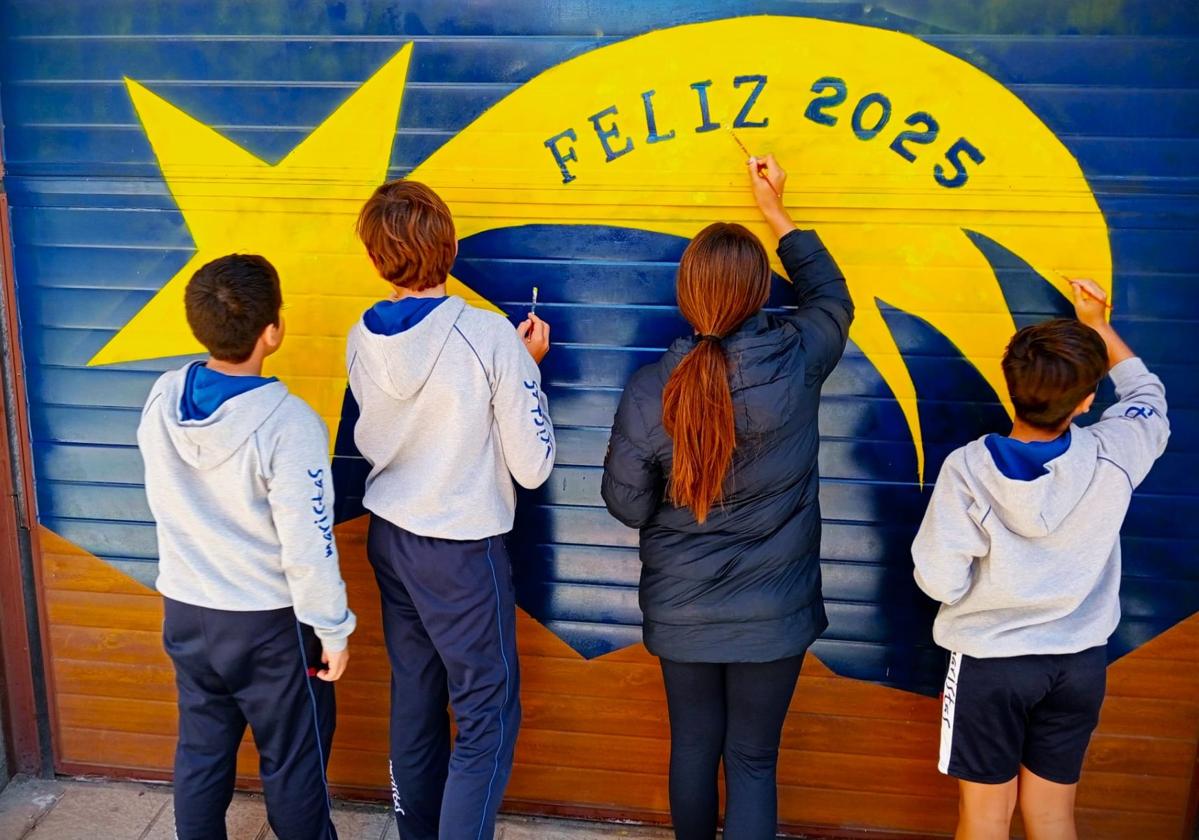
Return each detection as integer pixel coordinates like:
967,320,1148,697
939,646,1107,785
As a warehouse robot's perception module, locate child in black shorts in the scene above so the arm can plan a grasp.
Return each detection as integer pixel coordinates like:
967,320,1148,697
912,278,1169,839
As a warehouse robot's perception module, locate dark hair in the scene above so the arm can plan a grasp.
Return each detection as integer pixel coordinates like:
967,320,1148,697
357,179,456,291
1002,318,1108,431
184,254,282,363
662,222,772,523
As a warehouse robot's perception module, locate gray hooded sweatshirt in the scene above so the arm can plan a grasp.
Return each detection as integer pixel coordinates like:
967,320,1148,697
346,295,555,540
138,364,356,651
913,358,1169,658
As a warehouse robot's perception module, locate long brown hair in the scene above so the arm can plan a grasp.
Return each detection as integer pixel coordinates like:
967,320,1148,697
662,223,771,522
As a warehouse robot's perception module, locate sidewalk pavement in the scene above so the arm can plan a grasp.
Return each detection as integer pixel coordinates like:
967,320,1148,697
0,775,676,840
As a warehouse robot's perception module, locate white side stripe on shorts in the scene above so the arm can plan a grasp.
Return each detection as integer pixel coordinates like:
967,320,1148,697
939,651,962,775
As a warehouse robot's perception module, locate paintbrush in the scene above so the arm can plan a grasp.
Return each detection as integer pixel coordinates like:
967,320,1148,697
1058,273,1113,310
728,129,779,197
531,285,539,315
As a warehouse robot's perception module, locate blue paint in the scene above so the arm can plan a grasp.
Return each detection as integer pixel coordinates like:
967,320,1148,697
934,136,986,188
332,386,369,524
3,3,1198,699
640,89,676,144
804,76,847,126
851,92,892,140
731,74,769,128
688,80,720,133
968,230,1074,331
586,105,633,163
543,128,579,183
888,111,940,163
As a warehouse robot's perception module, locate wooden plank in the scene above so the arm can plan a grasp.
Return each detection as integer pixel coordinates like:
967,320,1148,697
42,550,152,595
1106,655,1199,701
44,588,162,632
38,534,1199,838
1073,768,1192,816
1099,694,1199,741
1073,807,1186,840
52,657,176,703
48,625,170,667
1084,733,1197,778
58,725,246,776
57,725,394,791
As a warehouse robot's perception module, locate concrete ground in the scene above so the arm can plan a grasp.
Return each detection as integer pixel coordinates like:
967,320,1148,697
0,775,675,840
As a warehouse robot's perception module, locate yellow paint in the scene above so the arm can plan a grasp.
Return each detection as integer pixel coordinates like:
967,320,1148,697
92,17,1111,478
90,45,498,432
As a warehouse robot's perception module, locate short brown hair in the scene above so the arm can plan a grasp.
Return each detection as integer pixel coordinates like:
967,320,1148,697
1002,318,1108,431
185,254,282,363
356,180,456,291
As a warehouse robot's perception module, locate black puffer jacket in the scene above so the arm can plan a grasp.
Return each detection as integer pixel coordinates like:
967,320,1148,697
601,229,853,663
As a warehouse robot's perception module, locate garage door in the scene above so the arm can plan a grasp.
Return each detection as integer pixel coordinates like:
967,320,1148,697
1,2,1196,836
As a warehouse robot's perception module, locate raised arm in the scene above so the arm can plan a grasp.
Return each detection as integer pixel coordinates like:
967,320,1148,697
492,316,556,489
1070,278,1169,487
749,154,855,382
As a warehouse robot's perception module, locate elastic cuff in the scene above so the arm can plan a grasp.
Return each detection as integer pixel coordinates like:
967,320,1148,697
944,768,1020,785
317,635,348,653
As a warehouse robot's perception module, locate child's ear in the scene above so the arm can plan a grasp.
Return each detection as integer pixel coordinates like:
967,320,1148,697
1075,392,1097,419
261,317,285,358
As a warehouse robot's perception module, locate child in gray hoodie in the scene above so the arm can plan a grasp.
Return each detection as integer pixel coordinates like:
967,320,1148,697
346,180,553,840
913,278,1168,839
139,254,355,840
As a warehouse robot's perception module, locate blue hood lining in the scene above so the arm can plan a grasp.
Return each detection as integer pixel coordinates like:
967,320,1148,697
363,296,449,336
984,430,1072,481
180,362,278,421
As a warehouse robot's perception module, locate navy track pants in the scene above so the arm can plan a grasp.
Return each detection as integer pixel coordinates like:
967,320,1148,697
163,598,337,840
367,515,521,840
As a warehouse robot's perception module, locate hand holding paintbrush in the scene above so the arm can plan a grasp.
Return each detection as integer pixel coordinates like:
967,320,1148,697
729,129,779,197
518,287,550,365
1059,273,1112,312
743,153,797,239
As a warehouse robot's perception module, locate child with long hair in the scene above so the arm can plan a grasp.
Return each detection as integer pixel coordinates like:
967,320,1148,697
602,156,854,839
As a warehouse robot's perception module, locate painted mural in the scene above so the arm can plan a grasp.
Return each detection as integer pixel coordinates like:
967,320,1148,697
1,1,1197,834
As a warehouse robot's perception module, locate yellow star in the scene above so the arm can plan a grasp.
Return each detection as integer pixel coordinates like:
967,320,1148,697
89,45,493,433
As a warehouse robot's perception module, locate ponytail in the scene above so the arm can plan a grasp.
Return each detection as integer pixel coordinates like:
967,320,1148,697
662,222,772,523
663,338,735,523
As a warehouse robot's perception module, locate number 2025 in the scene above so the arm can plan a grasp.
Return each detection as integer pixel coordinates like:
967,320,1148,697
804,76,985,189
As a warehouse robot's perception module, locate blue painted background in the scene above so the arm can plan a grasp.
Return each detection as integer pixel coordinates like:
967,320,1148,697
1,0,1196,695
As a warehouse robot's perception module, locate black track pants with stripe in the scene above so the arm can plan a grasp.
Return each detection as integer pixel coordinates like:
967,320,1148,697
164,597,338,840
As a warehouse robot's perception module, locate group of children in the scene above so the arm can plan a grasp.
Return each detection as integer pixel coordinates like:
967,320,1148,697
138,159,1167,840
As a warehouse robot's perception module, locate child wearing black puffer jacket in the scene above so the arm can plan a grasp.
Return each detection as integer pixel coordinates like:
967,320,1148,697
602,155,853,840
